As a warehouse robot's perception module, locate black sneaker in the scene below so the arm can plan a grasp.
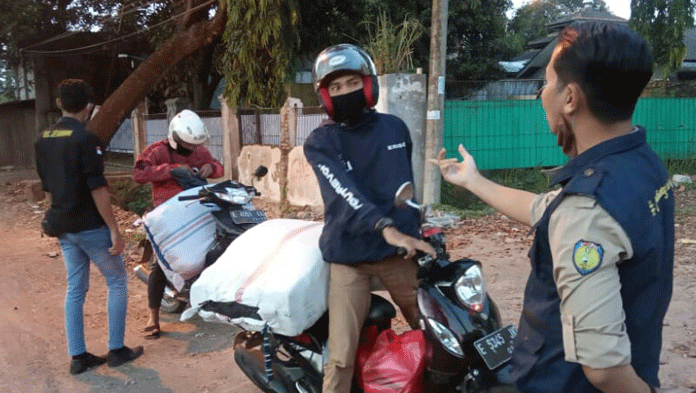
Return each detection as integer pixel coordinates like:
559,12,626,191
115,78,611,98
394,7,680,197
69,352,107,375
107,346,144,367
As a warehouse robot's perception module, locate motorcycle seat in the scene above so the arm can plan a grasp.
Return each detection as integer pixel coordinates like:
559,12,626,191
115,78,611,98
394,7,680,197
365,294,396,330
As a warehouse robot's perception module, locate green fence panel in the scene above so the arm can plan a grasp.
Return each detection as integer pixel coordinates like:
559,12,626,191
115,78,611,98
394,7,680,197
443,98,696,170
633,98,696,160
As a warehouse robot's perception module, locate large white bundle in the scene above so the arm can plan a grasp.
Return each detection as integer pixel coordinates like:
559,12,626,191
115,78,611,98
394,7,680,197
142,186,216,291
181,219,328,336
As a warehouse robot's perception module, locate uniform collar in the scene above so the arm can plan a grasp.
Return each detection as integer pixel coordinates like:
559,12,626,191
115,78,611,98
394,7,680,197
550,126,646,187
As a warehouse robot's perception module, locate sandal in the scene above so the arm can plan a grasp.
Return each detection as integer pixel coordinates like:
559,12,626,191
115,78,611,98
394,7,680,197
142,325,160,340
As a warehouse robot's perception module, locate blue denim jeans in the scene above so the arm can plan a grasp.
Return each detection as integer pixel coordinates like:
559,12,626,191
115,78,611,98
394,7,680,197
59,226,128,356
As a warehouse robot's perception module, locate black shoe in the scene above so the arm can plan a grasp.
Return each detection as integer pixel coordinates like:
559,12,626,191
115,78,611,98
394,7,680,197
107,346,144,367
69,352,107,375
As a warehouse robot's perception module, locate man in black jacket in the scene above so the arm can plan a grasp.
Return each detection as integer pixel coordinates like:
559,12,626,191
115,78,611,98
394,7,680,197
35,79,143,374
303,44,435,393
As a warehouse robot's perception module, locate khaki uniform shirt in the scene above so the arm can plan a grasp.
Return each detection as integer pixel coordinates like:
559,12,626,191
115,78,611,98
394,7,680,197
531,190,634,368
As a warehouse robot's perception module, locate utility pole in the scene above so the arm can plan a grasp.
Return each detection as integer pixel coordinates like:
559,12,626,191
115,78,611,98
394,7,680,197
423,0,448,205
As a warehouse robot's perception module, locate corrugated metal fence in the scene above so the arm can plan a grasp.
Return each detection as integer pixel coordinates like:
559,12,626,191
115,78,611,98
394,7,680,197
0,100,37,167
444,98,696,170
107,107,328,162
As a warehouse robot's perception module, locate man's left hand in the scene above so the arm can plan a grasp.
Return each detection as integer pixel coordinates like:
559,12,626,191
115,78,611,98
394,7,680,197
198,164,213,178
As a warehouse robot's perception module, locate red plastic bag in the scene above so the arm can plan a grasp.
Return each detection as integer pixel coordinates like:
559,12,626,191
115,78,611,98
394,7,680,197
355,328,430,393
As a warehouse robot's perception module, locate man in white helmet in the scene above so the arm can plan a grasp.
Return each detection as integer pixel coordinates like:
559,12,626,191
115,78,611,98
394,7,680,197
132,109,223,339
303,44,435,393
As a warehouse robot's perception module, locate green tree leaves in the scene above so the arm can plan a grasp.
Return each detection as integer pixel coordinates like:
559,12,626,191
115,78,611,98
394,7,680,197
631,0,695,80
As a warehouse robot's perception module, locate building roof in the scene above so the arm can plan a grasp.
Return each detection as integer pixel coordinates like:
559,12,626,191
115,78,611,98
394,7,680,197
547,8,627,31
514,5,626,79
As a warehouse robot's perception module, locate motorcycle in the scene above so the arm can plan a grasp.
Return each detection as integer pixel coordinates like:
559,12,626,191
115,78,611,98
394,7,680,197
233,181,517,393
134,165,269,313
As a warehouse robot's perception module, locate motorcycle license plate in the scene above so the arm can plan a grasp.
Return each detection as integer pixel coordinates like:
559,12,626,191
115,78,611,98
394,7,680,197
474,325,517,370
231,210,267,225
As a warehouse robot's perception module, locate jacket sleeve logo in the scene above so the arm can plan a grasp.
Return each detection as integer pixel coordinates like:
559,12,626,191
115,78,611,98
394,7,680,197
572,240,604,275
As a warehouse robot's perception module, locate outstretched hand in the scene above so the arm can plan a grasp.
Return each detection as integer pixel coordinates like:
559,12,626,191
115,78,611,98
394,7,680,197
429,144,479,189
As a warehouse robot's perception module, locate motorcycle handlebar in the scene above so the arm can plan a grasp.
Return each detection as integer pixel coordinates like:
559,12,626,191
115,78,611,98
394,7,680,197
178,195,200,201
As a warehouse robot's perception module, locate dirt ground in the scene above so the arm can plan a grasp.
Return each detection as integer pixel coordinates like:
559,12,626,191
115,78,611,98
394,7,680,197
0,166,694,393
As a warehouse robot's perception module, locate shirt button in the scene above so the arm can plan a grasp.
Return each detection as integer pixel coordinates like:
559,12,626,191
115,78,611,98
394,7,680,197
584,168,594,177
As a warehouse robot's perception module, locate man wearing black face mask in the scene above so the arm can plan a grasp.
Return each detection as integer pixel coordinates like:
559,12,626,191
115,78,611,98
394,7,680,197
303,44,435,393
132,109,223,338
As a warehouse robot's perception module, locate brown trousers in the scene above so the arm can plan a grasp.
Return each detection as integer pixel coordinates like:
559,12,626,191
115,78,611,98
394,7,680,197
322,254,419,393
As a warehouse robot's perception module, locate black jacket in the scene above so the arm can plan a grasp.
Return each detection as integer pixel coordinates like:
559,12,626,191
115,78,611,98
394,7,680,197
35,117,108,235
303,110,420,264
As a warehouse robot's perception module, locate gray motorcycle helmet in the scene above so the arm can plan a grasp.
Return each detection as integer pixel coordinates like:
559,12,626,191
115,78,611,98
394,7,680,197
312,44,379,117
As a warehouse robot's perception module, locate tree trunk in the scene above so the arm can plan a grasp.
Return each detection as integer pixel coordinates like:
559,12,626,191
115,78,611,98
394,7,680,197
88,2,226,147
191,43,221,110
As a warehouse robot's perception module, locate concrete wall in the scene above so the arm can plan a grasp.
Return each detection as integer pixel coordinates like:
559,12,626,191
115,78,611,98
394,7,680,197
375,73,427,201
237,145,323,208
236,73,427,209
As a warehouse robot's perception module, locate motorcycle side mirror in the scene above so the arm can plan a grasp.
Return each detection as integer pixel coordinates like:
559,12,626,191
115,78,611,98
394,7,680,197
253,165,268,179
394,182,422,210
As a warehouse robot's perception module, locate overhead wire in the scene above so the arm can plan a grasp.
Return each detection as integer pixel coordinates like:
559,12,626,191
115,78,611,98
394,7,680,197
20,0,165,51
20,0,201,55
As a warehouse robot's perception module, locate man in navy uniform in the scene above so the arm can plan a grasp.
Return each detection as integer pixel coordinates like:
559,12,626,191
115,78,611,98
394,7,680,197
432,22,674,393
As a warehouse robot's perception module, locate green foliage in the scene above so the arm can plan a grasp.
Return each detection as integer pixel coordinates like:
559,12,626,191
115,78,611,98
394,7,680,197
440,168,551,211
631,0,695,80
508,0,609,52
665,158,696,176
362,12,425,74
111,178,152,217
296,0,369,54
447,0,517,80
220,0,299,107
0,62,16,103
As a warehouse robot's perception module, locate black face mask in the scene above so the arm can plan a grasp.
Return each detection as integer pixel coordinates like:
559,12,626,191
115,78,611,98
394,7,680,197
175,145,194,157
331,89,367,125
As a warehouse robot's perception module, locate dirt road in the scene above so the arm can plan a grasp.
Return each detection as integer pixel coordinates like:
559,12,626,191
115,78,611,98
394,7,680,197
0,168,694,392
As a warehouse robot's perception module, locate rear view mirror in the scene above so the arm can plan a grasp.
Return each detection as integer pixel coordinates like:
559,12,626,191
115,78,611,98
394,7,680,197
395,182,415,209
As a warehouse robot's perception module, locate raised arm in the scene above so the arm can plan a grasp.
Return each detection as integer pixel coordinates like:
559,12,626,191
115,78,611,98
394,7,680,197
430,144,537,226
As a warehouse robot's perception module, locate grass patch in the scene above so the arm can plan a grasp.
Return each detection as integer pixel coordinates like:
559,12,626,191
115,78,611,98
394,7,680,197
665,158,696,177
439,167,552,214
110,178,153,216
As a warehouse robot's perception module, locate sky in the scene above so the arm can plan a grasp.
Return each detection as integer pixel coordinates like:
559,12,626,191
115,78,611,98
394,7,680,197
509,0,631,20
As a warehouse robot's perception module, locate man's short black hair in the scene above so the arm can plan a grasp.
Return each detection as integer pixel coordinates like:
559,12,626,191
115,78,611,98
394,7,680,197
553,22,653,123
58,79,93,113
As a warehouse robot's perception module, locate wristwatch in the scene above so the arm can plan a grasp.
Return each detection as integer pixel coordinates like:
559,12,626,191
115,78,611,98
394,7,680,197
374,217,395,233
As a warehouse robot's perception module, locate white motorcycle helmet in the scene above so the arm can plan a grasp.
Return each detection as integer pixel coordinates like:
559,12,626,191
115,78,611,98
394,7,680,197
168,109,209,149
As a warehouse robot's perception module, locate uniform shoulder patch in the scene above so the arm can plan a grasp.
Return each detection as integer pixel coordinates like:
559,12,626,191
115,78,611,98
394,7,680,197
572,240,604,275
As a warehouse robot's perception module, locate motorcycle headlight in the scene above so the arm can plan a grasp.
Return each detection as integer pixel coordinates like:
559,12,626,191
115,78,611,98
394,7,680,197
426,318,464,357
225,188,252,205
455,264,485,312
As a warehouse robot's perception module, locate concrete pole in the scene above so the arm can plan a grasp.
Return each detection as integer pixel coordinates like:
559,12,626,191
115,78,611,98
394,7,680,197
131,101,147,159
220,95,241,181
423,0,448,205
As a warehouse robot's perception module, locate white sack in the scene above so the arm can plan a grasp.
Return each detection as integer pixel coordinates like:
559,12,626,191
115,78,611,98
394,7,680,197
182,219,328,336
142,186,217,291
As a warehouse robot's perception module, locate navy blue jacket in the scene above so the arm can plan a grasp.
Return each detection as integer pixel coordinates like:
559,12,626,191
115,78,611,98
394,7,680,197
511,128,674,392
303,110,420,264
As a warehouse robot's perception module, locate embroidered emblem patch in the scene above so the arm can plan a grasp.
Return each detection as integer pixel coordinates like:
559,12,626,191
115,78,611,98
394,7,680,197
572,240,604,275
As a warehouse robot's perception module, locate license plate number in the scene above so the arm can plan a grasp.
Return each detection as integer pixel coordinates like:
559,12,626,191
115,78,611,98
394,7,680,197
474,325,517,370
231,210,267,225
